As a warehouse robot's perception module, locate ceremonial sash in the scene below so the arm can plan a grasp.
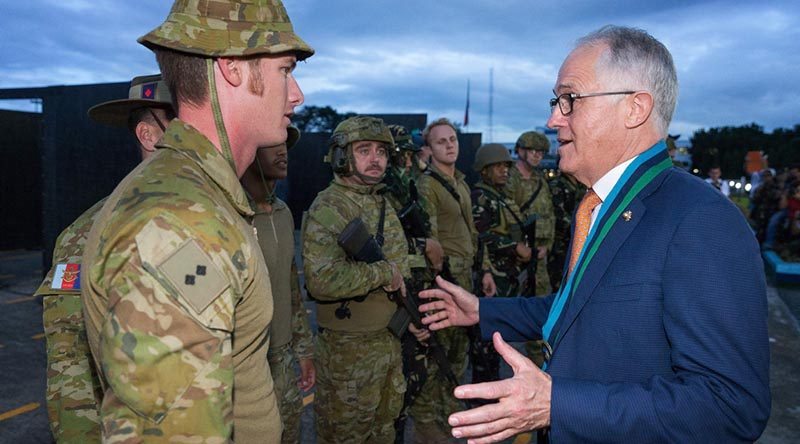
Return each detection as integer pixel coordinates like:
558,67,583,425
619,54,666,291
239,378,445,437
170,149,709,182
541,141,672,366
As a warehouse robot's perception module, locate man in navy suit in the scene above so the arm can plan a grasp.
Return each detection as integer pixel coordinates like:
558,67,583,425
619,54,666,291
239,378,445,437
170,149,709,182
419,25,770,443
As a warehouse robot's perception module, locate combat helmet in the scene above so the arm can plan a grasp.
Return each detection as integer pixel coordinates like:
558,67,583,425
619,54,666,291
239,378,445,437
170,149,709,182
328,116,394,183
138,0,314,60
515,131,550,152
473,143,513,172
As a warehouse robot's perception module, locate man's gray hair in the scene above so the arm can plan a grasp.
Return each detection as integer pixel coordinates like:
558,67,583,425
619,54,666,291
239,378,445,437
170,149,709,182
576,25,678,137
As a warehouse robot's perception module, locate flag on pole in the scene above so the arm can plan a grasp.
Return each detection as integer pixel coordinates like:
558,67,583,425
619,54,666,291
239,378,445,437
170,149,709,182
464,79,470,127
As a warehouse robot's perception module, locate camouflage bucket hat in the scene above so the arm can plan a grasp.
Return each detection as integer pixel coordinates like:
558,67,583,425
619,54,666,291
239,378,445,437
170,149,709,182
331,116,394,150
474,143,513,171
388,124,420,152
87,74,173,127
138,0,314,60
516,131,550,152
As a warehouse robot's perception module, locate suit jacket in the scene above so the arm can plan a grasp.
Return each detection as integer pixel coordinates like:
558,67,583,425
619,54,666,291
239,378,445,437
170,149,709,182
479,148,770,443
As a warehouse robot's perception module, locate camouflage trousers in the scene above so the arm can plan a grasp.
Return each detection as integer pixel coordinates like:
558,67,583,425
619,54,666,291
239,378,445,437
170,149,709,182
409,268,470,444
315,328,404,444
42,293,102,443
268,343,304,444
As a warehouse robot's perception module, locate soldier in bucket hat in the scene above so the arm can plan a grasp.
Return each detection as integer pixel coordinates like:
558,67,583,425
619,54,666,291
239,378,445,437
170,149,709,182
34,74,174,443
80,1,313,442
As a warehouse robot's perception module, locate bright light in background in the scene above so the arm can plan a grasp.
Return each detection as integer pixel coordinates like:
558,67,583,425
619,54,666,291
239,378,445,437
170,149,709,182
745,183,752,192
729,180,736,187
735,182,742,190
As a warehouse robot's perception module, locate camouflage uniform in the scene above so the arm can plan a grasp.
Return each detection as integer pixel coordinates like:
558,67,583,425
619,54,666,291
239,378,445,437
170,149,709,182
414,162,490,442
34,200,105,443
507,132,556,367
383,125,433,442
81,120,281,442
547,173,586,292
302,117,409,444
506,166,555,296
252,198,313,444
472,182,527,297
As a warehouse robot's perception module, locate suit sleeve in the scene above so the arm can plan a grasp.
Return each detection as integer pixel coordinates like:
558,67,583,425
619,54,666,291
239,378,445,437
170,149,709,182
478,295,554,342
549,199,771,443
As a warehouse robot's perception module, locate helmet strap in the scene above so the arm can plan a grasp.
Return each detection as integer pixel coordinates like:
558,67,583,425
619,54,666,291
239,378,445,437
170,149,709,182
207,59,237,174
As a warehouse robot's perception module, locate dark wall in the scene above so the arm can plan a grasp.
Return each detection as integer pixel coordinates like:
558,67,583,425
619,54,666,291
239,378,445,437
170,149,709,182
0,110,43,250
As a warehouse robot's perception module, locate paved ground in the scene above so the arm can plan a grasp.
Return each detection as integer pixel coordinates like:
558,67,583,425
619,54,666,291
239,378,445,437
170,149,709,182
1,249,798,443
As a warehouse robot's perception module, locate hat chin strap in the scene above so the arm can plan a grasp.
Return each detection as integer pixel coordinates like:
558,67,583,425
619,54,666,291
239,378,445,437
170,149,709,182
207,59,237,174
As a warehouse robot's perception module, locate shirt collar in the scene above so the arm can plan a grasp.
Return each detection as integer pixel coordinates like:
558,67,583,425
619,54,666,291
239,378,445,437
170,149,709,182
157,119,253,217
591,156,638,203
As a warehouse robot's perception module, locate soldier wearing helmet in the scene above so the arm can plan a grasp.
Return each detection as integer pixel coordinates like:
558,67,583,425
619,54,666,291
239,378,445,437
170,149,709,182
507,131,555,368
507,131,556,297
80,1,313,442
302,116,409,443
34,74,174,443
240,126,314,444
468,144,533,385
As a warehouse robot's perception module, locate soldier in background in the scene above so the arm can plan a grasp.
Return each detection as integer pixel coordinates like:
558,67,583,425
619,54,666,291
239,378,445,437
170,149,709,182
469,143,532,384
80,1,313,441
302,116,408,444
34,74,174,443
547,170,586,292
506,131,555,297
240,126,314,444
414,117,495,443
506,131,555,367
383,124,444,442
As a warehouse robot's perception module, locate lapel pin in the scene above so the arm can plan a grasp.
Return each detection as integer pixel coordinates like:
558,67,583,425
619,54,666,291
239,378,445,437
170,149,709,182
622,210,633,222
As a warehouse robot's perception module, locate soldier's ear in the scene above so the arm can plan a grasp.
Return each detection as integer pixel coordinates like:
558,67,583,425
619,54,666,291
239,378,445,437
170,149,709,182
216,57,244,88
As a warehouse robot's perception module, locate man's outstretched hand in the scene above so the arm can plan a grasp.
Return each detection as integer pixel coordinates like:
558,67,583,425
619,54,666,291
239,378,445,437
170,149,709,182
448,332,552,443
418,275,480,330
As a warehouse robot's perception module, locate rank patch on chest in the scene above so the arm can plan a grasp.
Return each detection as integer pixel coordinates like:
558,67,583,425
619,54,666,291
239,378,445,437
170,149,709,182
158,240,228,315
51,263,81,291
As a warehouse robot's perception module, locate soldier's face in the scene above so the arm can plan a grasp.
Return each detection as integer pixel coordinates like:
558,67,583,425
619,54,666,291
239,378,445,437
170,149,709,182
484,162,510,186
351,141,388,183
547,44,630,187
520,149,544,167
255,143,289,180
240,54,304,163
428,125,459,166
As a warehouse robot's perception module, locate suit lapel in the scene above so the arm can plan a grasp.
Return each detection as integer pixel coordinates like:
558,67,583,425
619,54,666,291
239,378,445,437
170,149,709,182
552,166,671,350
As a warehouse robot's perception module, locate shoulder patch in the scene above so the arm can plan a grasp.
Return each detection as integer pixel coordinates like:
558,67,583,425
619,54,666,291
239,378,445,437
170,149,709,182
158,240,228,315
50,263,81,291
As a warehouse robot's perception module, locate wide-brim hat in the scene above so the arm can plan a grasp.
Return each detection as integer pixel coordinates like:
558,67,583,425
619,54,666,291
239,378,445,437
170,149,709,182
138,0,314,61
88,74,173,127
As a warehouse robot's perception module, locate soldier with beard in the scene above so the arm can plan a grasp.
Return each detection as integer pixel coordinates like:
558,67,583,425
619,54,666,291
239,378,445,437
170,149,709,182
302,116,409,443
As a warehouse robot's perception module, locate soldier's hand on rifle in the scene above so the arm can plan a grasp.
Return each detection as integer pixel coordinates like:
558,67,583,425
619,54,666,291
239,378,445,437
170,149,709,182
425,238,444,272
408,322,431,344
482,272,497,297
418,276,480,330
537,246,548,260
383,262,404,293
515,242,532,263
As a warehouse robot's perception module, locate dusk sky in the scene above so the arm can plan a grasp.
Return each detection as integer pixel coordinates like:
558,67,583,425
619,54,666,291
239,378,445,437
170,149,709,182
2,0,798,143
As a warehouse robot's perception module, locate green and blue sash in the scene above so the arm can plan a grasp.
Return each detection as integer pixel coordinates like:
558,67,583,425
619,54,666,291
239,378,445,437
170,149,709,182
541,141,672,366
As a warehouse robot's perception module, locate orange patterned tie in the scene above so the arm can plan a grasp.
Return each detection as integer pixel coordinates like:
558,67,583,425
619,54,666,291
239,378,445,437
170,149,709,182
568,189,602,275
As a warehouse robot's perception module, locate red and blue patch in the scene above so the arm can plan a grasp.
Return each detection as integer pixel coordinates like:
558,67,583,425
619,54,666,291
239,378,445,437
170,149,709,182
142,82,157,100
51,263,81,290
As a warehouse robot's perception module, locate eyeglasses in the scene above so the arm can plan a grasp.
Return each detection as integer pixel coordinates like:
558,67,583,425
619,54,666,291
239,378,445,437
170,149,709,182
549,91,635,116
